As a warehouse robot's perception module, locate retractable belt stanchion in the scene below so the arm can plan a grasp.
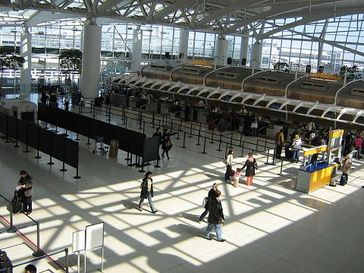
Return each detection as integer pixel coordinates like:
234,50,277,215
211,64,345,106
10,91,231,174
217,131,222,151
196,123,201,146
189,123,193,138
32,221,44,257
202,137,207,154
182,132,186,148
60,137,67,172
47,135,54,165
210,129,214,144
229,133,233,149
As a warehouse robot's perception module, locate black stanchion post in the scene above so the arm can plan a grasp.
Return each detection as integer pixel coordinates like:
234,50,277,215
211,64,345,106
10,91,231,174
189,123,193,138
210,129,214,144
142,121,145,134
32,222,44,257
35,127,41,159
217,131,222,151
239,131,243,147
241,141,244,157
152,112,155,128
176,131,180,140
78,103,81,114
86,136,91,145
265,148,270,165
171,117,174,131
73,167,81,179
60,137,67,172
202,137,207,154
7,202,16,233
180,118,183,130
225,142,228,156
47,135,54,165
256,138,259,153
65,248,69,273
75,132,80,141
182,132,186,148
272,148,276,165
196,123,201,146
125,116,128,128
55,125,58,133
229,133,233,149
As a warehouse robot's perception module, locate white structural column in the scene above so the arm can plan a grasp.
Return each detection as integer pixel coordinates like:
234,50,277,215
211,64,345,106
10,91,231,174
179,28,189,63
20,27,32,96
80,23,101,99
131,27,142,71
240,29,249,66
215,34,227,67
250,41,262,69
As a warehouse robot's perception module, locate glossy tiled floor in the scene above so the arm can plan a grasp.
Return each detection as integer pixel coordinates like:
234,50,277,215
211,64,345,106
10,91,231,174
0,103,364,273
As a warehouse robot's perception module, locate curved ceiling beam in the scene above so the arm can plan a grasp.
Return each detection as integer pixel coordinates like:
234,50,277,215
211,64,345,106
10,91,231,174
258,7,364,40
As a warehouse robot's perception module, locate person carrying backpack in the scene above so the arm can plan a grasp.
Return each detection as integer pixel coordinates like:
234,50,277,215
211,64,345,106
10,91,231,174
18,170,33,214
138,171,158,214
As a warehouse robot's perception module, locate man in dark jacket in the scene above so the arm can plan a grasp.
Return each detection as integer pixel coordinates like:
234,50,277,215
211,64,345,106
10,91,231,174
202,190,225,242
198,183,218,223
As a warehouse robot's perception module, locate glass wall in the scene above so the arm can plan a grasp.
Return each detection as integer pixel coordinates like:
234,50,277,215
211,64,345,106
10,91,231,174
0,13,363,87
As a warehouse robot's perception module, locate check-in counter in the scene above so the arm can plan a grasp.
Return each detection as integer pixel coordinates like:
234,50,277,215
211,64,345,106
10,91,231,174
197,109,209,124
144,101,159,113
110,94,128,107
160,101,170,115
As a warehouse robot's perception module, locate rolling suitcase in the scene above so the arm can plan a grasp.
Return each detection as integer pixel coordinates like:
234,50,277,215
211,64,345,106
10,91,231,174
7,190,23,214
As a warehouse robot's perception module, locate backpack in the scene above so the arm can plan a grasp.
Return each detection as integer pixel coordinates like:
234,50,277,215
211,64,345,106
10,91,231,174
7,191,23,214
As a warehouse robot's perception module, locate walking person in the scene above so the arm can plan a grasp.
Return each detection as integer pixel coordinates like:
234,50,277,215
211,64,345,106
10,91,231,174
138,171,158,213
161,128,177,159
275,129,285,159
224,149,234,181
198,183,218,223
18,170,33,214
340,155,352,186
202,190,225,242
354,134,363,160
242,152,258,186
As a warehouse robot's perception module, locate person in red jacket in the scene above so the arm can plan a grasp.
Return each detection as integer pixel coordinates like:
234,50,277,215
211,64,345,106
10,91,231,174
354,135,363,160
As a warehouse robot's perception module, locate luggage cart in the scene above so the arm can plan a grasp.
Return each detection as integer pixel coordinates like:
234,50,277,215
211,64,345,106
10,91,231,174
93,136,108,155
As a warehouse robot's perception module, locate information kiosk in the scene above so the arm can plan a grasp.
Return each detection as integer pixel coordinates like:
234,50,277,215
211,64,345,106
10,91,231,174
296,130,343,193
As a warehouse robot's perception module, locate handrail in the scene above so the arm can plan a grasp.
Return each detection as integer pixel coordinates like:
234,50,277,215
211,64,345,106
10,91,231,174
0,248,68,273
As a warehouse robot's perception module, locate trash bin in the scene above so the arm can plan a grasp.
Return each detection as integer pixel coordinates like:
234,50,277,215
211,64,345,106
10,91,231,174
109,139,119,158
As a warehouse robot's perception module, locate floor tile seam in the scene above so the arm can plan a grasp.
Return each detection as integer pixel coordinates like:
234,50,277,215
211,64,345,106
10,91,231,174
335,250,364,273
259,257,316,273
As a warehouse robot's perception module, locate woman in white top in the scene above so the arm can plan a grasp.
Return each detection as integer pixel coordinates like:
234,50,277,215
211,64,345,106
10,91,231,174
224,149,234,181
291,135,302,163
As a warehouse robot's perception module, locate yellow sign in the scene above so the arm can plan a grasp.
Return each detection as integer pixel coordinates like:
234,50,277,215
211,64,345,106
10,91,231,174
309,73,341,81
329,129,344,139
192,59,213,67
303,145,328,156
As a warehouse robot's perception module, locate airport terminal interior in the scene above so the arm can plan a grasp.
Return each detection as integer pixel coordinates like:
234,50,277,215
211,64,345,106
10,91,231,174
0,0,364,272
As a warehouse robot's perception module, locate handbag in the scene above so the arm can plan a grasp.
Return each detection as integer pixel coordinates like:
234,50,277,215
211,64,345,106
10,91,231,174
202,197,208,207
